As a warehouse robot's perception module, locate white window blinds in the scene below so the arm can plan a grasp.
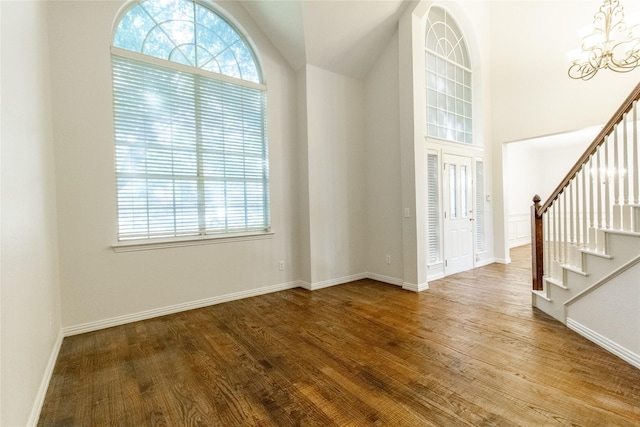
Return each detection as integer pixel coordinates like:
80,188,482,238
113,54,269,240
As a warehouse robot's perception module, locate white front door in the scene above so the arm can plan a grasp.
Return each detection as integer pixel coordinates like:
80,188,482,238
443,154,474,275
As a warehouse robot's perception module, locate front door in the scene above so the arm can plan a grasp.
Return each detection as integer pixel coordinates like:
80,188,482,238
443,154,474,275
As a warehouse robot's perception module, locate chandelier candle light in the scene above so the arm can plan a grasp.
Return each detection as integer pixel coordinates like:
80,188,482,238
568,0,640,80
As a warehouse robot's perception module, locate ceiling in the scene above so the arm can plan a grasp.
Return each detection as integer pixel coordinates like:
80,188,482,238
240,0,410,79
239,0,640,82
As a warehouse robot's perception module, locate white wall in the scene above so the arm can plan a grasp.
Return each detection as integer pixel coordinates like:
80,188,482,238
567,263,640,369
490,0,640,145
47,0,300,329
505,128,599,247
296,68,312,284
304,65,367,286
1,1,63,425
364,32,404,284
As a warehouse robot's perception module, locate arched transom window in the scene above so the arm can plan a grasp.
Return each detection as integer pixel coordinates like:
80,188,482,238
112,0,269,241
425,7,472,144
113,0,260,82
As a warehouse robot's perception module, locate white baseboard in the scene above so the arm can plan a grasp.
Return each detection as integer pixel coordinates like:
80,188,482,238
63,281,300,336
475,257,496,268
297,280,312,290
304,273,368,291
63,273,409,336
567,318,640,370
495,257,511,264
402,281,429,292
366,272,403,286
28,330,64,427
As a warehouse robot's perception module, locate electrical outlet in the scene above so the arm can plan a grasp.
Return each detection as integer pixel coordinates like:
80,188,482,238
278,261,284,271
385,255,391,264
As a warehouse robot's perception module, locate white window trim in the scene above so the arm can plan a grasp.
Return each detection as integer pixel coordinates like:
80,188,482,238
112,230,274,252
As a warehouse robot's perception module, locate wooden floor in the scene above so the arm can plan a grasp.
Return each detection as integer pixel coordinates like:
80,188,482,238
39,246,640,426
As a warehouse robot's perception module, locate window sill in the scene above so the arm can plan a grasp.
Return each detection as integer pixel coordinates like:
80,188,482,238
112,231,274,253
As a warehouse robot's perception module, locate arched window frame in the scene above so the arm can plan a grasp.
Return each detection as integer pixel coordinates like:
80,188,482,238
425,6,473,144
110,0,270,245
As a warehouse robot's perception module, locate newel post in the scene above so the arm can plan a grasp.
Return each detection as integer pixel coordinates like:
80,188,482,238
531,195,543,291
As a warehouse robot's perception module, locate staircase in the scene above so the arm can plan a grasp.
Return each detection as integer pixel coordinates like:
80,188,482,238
531,82,640,370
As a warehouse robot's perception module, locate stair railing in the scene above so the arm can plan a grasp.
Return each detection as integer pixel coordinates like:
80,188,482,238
531,82,640,291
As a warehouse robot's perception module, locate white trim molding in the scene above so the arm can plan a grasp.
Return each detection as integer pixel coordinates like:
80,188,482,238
62,274,411,336
402,281,429,292
366,272,404,287
112,231,274,252
63,281,300,336
302,273,368,291
28,331,64,427
567,318,640,370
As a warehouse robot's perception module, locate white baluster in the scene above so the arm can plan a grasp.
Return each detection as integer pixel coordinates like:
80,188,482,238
563,190,568,265
622,110,632,230
597,147,603,230
587,157,597,251
604,137,610,229
551,199,560,277
581,166,587,247
613,125,621,229
634,101,639,205
574,172,581,247
569,179,576,265
544,209,550,279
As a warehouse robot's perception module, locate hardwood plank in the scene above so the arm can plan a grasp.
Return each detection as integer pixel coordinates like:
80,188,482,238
38,246,640,426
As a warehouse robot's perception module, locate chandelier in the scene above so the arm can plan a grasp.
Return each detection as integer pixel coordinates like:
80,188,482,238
568,0,640,80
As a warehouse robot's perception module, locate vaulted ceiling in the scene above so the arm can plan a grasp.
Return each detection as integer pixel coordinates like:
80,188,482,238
240,0,410,79
239,0,640,84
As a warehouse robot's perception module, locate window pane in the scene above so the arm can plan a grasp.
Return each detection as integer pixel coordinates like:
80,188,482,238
461,165,467,218
114,0,261,83
449,164,457,219
427,89,437,107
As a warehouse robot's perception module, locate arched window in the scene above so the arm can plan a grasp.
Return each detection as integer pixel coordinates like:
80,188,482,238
112,0,269,241
425,7,472,144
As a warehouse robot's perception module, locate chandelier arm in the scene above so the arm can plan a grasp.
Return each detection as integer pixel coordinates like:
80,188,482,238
568,61,599,80
609,53,640,70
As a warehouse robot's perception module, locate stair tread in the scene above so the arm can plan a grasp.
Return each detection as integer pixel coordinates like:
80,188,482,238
604,229,640,237
544,276,568,290
560,263,588,276
580,248,613,259
532,289,552,302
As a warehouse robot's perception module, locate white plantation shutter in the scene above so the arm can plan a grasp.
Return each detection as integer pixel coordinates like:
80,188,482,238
113,54,269,240
427,153,441,263
475,160,485,252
